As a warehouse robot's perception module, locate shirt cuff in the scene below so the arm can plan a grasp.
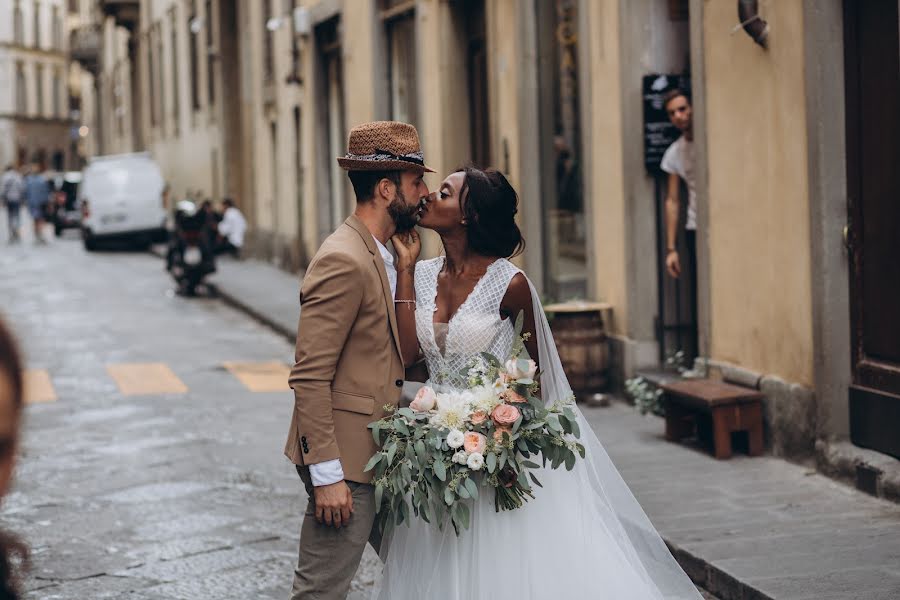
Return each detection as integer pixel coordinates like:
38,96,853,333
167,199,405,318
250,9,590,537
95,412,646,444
308,458,344,486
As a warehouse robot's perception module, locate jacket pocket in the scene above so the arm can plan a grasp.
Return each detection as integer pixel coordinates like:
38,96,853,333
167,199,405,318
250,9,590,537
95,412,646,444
332,390,376,415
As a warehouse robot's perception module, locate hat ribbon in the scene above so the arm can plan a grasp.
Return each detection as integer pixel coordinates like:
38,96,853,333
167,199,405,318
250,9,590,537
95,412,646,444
342,148,425,167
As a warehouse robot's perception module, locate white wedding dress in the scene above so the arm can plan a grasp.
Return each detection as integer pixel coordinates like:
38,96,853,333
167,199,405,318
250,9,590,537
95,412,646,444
376,257,702,600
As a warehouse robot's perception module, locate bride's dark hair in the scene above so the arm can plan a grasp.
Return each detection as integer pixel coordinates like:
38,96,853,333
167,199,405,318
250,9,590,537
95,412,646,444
457,167,525,258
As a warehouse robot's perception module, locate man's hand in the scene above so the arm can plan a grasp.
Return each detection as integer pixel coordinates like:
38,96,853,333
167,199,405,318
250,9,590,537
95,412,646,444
392,229,421,273
313,480,354,528
666,249,682,279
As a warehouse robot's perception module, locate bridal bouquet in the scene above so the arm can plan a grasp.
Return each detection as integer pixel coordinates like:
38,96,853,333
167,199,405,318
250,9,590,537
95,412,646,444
365,316,585,535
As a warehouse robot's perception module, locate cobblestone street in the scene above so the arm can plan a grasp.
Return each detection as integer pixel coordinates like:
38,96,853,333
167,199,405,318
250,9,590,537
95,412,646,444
2,229,899,600
0,232,380,599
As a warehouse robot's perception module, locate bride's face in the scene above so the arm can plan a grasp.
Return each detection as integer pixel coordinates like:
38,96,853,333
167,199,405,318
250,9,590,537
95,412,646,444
417,171,466,232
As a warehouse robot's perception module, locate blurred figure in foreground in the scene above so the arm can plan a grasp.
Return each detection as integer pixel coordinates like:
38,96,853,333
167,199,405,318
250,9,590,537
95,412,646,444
0,167,24,244
214,198,246,258
0,317,29,599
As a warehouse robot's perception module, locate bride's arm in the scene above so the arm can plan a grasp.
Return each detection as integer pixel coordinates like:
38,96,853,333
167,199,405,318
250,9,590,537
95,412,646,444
500,273,539,367
393,231,421,368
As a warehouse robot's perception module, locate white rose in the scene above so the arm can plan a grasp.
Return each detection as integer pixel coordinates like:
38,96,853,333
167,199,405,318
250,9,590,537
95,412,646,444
446,429,465,449
505,358,537,381
466,452,485,471
452,450,468,465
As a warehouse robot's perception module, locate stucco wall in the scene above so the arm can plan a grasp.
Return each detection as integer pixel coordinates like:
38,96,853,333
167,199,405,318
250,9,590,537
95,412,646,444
703,1,814,386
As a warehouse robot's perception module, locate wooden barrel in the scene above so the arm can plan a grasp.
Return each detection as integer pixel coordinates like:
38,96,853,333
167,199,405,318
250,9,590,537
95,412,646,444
544,302,611,402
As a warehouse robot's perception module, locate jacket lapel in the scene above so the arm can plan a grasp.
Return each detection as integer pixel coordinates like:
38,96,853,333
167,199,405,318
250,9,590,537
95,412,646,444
344,215,402,361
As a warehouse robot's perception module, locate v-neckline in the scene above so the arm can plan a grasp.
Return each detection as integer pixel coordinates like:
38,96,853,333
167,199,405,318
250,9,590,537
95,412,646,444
429,256,502,334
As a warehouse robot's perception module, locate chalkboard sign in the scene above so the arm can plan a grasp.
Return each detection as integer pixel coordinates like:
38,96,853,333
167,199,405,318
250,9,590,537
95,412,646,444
643,73,691,174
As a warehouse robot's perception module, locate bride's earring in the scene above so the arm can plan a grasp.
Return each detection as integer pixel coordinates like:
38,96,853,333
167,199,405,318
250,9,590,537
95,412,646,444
461,219,468,225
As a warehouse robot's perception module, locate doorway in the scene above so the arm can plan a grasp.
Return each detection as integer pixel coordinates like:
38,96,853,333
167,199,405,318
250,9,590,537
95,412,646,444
535,0,587,301
844,0,900,459
315,16,346,239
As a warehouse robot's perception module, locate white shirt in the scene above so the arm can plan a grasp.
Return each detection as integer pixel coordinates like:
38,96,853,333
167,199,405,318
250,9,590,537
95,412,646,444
218,206,247,247
374,237,397,297
308,235,397,487
660,135,697,231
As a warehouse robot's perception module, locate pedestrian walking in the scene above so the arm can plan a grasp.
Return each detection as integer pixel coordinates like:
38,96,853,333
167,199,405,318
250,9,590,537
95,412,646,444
0,166,24,244
0,316,29,599
23,166,51,245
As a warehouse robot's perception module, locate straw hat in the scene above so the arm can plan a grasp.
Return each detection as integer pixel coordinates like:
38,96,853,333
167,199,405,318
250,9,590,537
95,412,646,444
337,121,435,173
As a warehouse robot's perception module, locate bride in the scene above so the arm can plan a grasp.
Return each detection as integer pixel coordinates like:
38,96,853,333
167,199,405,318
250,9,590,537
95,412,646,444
381,166,703,599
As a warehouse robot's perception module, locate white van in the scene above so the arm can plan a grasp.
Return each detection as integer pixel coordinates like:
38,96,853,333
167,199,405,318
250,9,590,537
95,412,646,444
79,153,167,250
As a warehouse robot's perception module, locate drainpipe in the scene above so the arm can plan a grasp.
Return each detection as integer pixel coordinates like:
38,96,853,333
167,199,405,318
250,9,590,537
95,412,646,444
737,0,769,48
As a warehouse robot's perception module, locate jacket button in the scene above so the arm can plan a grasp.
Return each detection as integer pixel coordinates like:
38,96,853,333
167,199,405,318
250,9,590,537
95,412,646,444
395,379,403,388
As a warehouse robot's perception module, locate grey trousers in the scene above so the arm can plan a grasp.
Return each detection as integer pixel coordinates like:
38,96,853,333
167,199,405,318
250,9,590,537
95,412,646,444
290,466,381,600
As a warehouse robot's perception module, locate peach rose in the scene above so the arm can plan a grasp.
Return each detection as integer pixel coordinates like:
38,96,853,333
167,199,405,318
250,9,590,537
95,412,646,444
410,386,437,412
491,403,520,427
493,426,511,442
470,410,488,425
463,431,487,454
502,389,527,403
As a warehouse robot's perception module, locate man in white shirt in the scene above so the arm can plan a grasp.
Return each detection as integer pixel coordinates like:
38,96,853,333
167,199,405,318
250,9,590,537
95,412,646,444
660,89,696,280
215,198,247,257
660,89,700,360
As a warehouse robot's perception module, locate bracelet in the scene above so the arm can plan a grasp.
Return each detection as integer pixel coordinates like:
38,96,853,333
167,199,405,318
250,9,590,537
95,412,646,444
394,299,416,305
666,248,677,253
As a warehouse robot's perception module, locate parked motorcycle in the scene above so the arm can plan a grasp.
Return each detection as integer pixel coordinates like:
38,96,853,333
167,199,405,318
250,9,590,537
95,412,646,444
166,200,216,296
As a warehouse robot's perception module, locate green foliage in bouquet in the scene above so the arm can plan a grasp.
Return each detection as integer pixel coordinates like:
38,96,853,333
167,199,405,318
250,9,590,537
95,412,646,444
365,312,586,535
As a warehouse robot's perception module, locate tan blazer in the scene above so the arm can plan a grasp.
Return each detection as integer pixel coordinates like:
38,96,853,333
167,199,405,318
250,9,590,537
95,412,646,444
284,215,404,483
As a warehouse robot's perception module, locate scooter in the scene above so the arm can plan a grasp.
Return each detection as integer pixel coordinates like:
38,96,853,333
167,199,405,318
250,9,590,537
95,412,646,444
166,201,216,296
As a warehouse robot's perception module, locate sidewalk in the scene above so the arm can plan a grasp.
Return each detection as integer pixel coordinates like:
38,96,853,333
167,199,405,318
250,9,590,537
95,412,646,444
204,256,900,600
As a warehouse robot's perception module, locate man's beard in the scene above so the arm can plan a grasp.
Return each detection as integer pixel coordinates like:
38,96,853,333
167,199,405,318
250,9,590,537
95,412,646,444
388,189,419,233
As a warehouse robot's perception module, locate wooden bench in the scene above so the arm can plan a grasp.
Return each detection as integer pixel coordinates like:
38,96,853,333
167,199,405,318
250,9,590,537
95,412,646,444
660,379,764,459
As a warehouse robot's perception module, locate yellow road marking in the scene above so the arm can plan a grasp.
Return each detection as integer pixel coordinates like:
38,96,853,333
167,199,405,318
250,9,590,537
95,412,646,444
224,361,291,392
24,369,57,404
107,363,188,396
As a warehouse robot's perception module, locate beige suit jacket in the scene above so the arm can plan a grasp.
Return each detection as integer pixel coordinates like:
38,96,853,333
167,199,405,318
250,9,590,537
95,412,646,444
284,215,404,484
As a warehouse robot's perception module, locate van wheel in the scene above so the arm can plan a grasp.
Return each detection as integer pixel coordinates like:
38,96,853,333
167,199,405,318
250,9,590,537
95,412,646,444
83,230,97,251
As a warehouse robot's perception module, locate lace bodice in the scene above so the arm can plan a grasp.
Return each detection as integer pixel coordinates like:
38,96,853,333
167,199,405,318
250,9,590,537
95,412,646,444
415,257,521,391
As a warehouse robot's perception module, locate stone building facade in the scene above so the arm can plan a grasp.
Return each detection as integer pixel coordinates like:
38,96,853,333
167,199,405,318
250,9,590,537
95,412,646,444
0,0,73,170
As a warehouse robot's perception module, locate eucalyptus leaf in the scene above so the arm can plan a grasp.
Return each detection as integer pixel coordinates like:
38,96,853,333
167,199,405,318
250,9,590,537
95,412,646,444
464,477,478,500
363,453,382,473
371,423,381,445
433,459,447,481
386,443,397,465
375,483,384,508
458,502,471,530
570,419,581,438
486,452,497,474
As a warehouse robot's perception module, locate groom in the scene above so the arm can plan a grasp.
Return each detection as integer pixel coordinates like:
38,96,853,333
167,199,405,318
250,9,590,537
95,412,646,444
285,121,432,599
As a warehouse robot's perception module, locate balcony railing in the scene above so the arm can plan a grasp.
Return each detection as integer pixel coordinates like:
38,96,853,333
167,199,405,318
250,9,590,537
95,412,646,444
70,24,101,75
99,0,140,31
